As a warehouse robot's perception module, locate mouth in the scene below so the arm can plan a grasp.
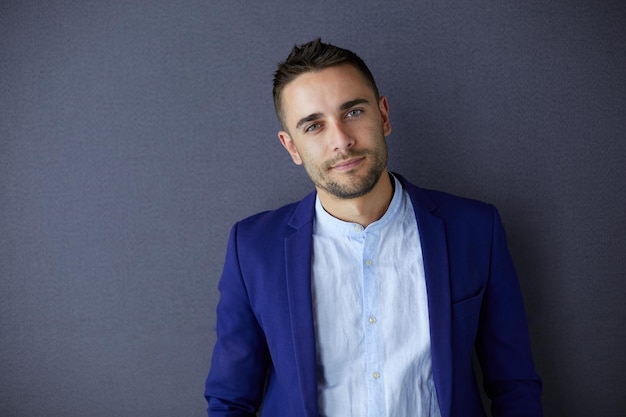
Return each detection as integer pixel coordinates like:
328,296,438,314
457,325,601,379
331,157,366,171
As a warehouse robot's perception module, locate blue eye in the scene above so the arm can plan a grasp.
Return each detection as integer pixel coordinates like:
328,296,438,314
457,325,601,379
305,123,320,133
347,109,363,118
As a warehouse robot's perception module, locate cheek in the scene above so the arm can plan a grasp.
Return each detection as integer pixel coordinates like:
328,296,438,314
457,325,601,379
296,144,321,164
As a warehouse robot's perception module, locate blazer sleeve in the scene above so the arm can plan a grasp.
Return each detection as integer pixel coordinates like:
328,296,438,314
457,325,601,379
204,223,269,417
475,206,543,416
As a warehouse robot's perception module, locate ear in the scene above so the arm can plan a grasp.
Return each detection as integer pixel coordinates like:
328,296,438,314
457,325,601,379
378,96,392,136
278,131,303,165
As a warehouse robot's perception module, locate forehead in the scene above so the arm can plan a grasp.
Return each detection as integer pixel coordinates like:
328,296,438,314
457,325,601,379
280,65,376,124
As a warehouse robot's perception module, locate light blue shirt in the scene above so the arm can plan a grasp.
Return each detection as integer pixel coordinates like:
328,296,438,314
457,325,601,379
311,174,441,417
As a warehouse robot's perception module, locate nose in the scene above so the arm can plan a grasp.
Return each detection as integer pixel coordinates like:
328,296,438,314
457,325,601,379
329,120,354,152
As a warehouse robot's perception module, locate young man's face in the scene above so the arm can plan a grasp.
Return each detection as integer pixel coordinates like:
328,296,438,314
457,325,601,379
278,64,392,200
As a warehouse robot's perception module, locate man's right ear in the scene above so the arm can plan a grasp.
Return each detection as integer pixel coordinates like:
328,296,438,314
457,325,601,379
278,131,303,165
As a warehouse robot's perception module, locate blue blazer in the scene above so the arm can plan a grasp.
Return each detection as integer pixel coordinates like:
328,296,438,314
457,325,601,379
205,175,542,417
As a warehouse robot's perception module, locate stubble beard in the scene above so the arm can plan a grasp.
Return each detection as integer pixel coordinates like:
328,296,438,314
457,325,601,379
305,140,388,200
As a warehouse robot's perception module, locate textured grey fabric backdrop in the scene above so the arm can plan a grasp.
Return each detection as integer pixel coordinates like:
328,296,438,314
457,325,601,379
1,1,625,416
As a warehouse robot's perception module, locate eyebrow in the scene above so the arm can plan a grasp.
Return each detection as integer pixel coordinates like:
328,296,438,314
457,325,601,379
295,113,323,130
340,98,370,111
294,98,371,130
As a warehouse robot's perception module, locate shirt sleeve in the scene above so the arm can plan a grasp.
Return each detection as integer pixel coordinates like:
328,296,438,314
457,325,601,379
475,206,543,416
204,223,269,417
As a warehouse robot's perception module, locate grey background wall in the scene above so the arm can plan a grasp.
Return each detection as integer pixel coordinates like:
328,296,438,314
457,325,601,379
1,1,624,416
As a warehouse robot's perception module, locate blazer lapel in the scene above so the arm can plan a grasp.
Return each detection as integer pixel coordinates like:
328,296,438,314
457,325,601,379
401,176,453,417
284,192,318,417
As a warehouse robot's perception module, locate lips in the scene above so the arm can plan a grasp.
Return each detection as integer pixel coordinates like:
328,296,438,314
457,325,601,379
331,156,365,171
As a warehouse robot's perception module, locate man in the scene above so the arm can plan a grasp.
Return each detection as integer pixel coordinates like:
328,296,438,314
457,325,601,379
205,38,542,417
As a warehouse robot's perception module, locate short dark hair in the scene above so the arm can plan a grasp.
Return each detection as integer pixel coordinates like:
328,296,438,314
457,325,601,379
272,38,380,128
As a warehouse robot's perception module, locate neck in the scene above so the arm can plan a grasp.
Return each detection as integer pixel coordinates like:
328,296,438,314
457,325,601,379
317,170,394,227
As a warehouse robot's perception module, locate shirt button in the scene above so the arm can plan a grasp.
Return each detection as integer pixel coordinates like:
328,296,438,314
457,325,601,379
354,224,363,232
365,259,373,266
373,372,380,379
368,316,377,324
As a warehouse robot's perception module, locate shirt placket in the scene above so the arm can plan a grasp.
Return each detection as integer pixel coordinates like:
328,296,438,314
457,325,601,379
357,227,385,417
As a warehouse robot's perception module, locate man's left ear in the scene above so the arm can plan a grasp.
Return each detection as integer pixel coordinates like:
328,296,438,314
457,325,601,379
278,131,303,165
379,96,392,136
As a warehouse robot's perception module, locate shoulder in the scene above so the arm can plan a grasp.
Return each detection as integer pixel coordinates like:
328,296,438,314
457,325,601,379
233,191,316,239
395,173,499,230
398,174,493,213
223,191,316,281
421,188,493,216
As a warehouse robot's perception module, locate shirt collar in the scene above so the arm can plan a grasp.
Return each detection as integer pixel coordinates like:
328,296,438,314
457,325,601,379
314,173,404,236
